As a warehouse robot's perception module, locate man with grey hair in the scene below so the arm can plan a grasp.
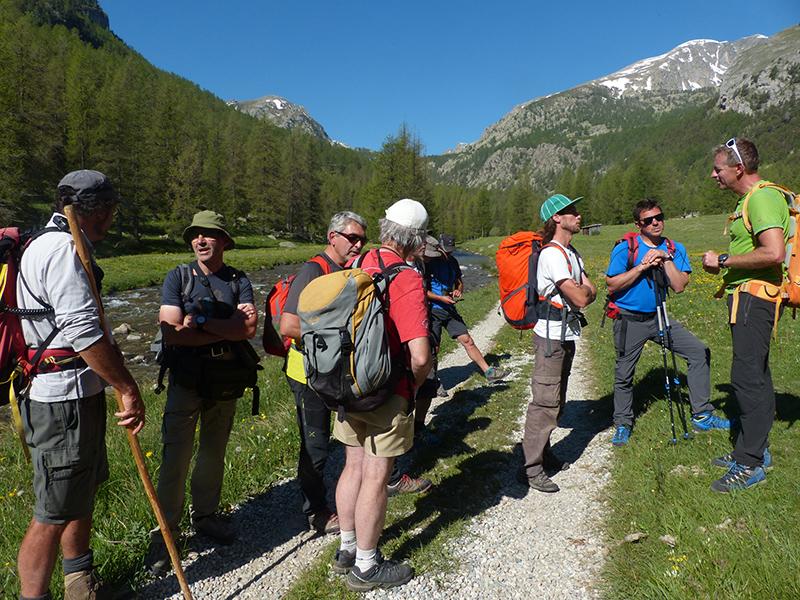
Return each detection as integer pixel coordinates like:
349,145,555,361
279,211,367,534
16,170,145,599
702,137,790,493
330,198,433,591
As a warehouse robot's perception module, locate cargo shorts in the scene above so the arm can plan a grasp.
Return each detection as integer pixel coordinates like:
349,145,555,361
23,392,109,525
333,394,414,457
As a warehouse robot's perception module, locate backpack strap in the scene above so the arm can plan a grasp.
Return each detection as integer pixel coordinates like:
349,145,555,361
310,252,337,274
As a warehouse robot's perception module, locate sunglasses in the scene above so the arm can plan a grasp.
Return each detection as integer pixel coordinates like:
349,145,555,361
640,213,665,226
726,138,744,165
335,231,367,246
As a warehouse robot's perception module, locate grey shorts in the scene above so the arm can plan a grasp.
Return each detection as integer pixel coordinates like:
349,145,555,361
430,306,469,345
23,392,109,524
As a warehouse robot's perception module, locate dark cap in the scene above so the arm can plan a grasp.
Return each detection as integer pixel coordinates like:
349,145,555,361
182,210,235,249
57,170,118,207
423,234,444,258
438,234,456,253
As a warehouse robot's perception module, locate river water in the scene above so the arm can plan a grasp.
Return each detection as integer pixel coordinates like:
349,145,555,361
106,250,495,384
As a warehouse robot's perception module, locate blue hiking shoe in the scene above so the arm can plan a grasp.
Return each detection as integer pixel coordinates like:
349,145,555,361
611,425,631,447
710,462,766,493
692,411,730,431
711,447,773,471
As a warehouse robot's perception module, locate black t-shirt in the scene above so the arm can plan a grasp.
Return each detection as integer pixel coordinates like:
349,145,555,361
161,263,254,317
283,255,341,315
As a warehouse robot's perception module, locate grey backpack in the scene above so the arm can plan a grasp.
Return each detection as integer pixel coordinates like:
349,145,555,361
297,251,409,417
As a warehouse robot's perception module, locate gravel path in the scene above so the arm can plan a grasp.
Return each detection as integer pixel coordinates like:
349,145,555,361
139,303,612,599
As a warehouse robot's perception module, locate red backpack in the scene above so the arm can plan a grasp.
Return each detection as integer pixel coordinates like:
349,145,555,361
263,253,334,356
602,232,676,322
1,226,68,459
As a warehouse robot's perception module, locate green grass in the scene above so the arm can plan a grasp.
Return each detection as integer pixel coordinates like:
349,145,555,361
469,215,800,599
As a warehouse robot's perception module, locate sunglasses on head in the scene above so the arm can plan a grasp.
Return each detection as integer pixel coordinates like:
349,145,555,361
640,213,665,226
335,231,367,245
725,137,744,165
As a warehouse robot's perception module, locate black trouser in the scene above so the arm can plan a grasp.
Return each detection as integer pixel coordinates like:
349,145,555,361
288,378,332,516
729,293,779,468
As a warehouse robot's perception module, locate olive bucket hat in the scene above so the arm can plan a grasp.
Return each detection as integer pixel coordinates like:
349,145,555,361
182,210,235,249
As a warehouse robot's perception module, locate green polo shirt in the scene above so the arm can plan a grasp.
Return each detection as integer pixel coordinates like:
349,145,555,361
723,181,790,291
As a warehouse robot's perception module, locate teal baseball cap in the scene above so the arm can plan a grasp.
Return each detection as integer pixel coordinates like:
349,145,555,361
539,194,583,222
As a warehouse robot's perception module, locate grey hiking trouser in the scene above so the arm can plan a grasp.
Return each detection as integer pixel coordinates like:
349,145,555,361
155,376,238,535
522,334,575,477
612,312,712,427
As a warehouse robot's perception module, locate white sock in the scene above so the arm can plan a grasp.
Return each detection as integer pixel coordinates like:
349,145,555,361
355,546,378,572
339,529,356,553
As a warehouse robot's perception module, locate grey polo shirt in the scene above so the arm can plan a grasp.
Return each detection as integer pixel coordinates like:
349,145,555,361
17,213,106,402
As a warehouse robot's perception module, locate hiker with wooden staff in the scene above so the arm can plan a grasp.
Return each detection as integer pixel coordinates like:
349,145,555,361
16,170,189,600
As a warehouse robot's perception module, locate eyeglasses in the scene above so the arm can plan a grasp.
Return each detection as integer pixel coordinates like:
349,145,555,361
726,138,744,166
640,213,665,226
335,231,367,246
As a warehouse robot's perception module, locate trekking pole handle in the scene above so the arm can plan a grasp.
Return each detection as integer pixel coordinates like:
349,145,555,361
64,207,193,600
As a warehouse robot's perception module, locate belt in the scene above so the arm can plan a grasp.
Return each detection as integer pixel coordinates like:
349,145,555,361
617,310,656,322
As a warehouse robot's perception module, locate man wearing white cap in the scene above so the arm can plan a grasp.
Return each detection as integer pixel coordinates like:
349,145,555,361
331,198,433,591
520,194,596,493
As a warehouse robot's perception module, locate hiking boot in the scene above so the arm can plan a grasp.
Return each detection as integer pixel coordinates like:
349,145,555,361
308,510,340,535
543,449,570,473
485,366,507,383
387,474,432,497
346,557,413,591
711,448,773,471
331,548,356,574
710,462,766,493
692,411,730,431
611,425,631,446
64,569,110,600
524,471,560,493
192,512,236,545
144,538,172,577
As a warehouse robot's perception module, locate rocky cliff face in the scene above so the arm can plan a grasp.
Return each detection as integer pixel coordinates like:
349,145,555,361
433,27,798,190
228,95,331,142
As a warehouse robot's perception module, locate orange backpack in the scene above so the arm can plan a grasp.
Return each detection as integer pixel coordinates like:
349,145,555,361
724,182,800,332
495,232,545,329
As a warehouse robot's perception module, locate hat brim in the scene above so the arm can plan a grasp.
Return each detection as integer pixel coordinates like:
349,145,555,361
182,226,235,249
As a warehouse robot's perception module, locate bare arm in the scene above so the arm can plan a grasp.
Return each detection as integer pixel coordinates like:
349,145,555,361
662,259,689,293
279,312,301,341
426,290,456,305
160,305,223,346
203,303,258,340
557,277,596,309
407,335,433,387
79,336,144,434
702,227,786,273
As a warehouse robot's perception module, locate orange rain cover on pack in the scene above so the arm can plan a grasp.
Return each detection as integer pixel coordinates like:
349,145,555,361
495,231,544,330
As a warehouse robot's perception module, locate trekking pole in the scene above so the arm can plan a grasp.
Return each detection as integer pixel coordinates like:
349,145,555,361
64,207,193,600
651,269,678,444
657,279,691,440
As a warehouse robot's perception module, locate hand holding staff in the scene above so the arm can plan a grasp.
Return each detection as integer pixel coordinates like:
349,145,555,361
64,205,193,600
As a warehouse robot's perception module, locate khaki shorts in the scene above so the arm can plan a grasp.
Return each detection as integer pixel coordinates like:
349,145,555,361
23,393,109,525
333,394,414,457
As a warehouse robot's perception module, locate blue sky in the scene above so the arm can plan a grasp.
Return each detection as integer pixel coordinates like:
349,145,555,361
102,0,798,155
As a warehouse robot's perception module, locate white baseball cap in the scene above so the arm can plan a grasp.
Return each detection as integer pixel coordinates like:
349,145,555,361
384,198,428,229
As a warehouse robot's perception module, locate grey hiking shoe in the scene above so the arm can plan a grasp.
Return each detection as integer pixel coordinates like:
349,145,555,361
525,471,560,493
64,569,111,600
331,548,357,574
346,557,413,591
387,474,433,497
192,512,236,545
144,539,172,577
485,366,507,383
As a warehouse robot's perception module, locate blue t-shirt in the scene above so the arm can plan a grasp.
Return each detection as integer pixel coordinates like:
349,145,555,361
426,256,463,310
605,236,691,313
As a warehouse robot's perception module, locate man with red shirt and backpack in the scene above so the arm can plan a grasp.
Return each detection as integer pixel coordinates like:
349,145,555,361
279,211,367,535
606,199,727,447
330,198,432,591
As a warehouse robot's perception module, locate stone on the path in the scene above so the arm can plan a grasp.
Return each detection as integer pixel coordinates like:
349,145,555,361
624,532,648,543
113,323,131,335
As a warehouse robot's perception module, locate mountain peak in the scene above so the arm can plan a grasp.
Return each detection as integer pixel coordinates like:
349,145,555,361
228,95,331,141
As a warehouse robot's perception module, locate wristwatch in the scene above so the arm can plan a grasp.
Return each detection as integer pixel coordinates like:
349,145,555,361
718,253,730,269
195,314,207,330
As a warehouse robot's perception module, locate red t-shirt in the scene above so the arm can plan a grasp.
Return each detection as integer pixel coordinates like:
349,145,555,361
356,248,429,400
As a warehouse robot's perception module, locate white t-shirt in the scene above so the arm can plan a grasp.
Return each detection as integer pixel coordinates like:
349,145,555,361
533,241,584,342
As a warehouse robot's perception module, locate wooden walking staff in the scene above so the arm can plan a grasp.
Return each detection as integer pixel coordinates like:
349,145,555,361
64,206,193,600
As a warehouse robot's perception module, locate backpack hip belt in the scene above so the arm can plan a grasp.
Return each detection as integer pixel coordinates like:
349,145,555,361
720,279,784,335
24,347,85,374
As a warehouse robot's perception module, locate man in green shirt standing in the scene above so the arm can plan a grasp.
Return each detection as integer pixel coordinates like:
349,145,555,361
702,137,790,493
